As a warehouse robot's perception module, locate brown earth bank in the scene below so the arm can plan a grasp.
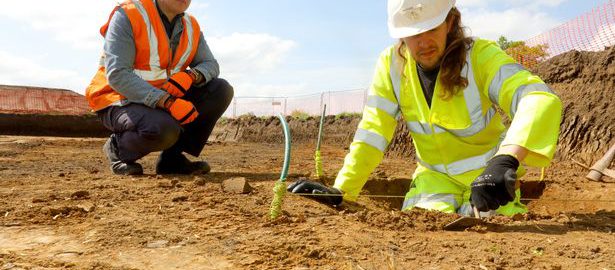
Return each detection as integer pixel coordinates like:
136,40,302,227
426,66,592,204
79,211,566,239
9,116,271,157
0,113,109,138
533,46,615,164
211,114,415,159
1,136,614,269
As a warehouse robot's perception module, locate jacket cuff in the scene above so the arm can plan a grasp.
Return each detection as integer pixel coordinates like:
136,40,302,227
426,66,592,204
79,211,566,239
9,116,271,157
145,90,167,108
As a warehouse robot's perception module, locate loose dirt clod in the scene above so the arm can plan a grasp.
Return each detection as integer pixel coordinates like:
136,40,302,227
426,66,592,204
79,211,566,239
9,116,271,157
76,202,95,212
70,190,90,200
222,177,252,194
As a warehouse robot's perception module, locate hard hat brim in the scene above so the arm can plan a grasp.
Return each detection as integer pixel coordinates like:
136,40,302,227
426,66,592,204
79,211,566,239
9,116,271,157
388,3,455,39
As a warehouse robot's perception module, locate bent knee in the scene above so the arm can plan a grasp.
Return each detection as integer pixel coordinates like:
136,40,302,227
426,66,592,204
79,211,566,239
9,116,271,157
212,78,234,104
141,120,181,150
157,124,181,149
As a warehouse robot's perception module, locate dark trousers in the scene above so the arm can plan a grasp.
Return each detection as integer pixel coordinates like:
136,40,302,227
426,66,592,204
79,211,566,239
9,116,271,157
98,78,234,162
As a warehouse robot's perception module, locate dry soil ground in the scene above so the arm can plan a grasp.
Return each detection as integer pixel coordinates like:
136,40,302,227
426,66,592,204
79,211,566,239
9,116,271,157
1,135,614,270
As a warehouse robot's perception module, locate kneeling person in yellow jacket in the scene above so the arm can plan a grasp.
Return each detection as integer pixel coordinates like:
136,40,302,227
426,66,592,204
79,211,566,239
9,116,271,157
289,0,562,216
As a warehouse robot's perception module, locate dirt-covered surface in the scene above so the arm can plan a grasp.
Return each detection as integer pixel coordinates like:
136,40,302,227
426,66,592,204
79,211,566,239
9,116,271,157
1,136,614,270
0,113,108,138
534,46,615,164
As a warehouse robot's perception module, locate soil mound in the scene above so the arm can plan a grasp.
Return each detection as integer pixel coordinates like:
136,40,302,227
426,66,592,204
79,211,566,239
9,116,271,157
212,114,359,145
534,46,615,164
0,113,109,138
211,115,415,158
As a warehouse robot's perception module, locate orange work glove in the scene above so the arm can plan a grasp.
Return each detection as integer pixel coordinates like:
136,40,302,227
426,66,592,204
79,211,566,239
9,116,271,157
161,71,194,98
165,97,199,125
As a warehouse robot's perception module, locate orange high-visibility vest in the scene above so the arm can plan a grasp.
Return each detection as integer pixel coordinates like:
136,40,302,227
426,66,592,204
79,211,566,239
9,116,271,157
85,0,201,111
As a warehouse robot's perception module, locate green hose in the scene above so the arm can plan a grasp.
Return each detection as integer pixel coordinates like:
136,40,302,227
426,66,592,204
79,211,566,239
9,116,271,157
270,113,292,220
314,104,326,179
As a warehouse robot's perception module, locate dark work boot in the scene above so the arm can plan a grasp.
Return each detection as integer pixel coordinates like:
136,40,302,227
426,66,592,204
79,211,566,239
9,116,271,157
155,152,211,175
103,135,143,175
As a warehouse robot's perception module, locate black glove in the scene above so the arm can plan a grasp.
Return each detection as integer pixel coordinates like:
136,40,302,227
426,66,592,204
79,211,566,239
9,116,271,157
287,178,343,206
470,155,519,211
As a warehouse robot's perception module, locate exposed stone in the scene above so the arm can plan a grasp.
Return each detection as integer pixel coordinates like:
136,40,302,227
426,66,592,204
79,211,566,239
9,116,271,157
77,202,96,212
146,240,169,249
222,177,252,194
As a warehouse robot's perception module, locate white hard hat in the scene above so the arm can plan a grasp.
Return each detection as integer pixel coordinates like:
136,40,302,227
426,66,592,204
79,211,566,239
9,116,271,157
388,0,456,38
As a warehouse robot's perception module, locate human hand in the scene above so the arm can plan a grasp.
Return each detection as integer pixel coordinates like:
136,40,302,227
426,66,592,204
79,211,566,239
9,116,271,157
166,98,199,125
161,71,193,98
287,178,343,206
470,155,519,211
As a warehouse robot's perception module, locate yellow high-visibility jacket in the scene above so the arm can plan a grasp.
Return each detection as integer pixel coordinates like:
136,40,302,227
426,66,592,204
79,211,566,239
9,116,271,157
333,39,562,201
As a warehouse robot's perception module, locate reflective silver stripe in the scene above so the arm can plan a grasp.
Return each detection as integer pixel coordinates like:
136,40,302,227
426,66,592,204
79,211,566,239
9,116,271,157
443,46,491,137
461,53,482,121
488,63,525,105
402,193,458,210
457,203,473,216
433,125,446,134
132,0,167,81
172,14,195,75
397,44,493,138
391,49,446,135
407,121,432,134
416,157,446,174
98,54,105,67
389,50,402,104
416,146,498,175
407,121,447,135
388,43,500,176
447,107,496,137
366,95,399,118
353,128,388,152
133,69,167,81
133,1,161,73
510,83,554,117
457,203,497,217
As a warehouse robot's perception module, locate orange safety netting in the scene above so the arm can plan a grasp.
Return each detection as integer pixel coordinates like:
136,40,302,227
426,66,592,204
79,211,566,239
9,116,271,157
511,0,615,68
0,85,91,116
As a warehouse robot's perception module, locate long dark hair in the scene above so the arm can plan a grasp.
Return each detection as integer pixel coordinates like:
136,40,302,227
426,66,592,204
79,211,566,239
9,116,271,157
395,7,473,100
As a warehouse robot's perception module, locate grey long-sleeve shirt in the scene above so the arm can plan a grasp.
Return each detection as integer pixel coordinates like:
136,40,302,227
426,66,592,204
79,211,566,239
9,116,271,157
104,7,219,108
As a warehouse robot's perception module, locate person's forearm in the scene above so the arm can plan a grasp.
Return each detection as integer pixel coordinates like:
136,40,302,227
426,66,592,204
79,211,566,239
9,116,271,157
155,93,173,109
333,142,385,201
500,91,562,167
107,66,167,107
496,144,529,162
190,33,219,85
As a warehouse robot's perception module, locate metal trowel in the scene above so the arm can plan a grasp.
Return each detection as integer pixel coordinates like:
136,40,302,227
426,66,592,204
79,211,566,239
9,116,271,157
443,205,483,231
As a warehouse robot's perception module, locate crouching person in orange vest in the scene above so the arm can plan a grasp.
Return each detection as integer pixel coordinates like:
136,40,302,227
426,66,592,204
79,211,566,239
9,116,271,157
85,0,233,175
